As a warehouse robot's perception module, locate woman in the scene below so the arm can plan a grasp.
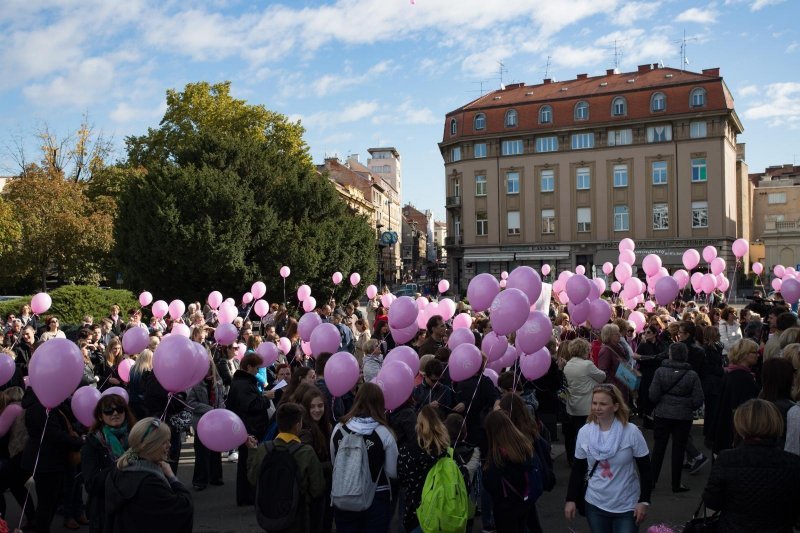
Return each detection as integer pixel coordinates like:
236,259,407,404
299,386,334,533
701,327,726,444
711,339,761,455
353,319,371,367
283,366,317,401
718,307,743,355
563,338,606,465
703,399,800,531
78,339,98,388
105,418,193,532
397,405,452,533
648,342,704,493
758,357,795,449
96,338,124,390
482,410,542,533
187,356,225,491
634,325,668,428
565,384,652,531
375,321,396,356
362,339,383,384
216,344,240,399
555,313,575,341
596,324,632,405
39,316,65,341
0,387,35,529
81,394,135,533
264,363,291,405
128,349,153,420
330,383,398,532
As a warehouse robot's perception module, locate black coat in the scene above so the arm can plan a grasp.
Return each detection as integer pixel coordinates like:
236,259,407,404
703,440,800,532
81,432,118,533
711,368,760,454
388,404,417,448
454,374,500,453
225,370,271,439
20,389,83,473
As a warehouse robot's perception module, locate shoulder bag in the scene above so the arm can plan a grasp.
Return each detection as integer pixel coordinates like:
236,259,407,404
576,460,600,516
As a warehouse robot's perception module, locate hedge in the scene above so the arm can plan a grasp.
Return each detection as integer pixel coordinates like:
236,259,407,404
0,285,138,327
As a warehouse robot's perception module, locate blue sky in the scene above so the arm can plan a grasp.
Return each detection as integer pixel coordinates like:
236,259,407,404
0,0,798,222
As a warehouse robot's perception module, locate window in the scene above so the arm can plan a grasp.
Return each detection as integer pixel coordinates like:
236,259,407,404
474,113,486,130
691,201,708,228
475,175,487,196
506,172,520,194
450,118,457,135
505,109,518,127
651,92,666,112
535,136,558,153
453,179,460,197
613,164,628,187
652,161,668,185
474,142,487,158
653,203,669,230
612,97,627,116
768,192,787,204
454,215,461,237
577,208,591,232
571,133,594,150
507,211,520,235
451,147,461,162
607,129,632,146
541,209,555,234
539,105,552,124
540,169,554,192
576,167,591,190
574,101,589,120
690,87,707,108
614,205,629,231
501,140,524,156
690,121,707,138
647,124,672,143
691,158,707,182
476,212,488,236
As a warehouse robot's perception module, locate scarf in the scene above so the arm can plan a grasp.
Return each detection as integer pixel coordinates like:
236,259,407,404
122,458,170,487
586,418,624,461
725,364,754,375
101,423,129,460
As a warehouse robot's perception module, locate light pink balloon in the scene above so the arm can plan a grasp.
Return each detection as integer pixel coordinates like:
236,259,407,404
168,299,185,320
217,302,238,324
0,353,15,387
171,323,190,338
438,279,450,293
629,311,646,333
467,273,501,312
389,296,418,329
215,323,238,345
236,343,246,359
385,346,421,376
558,291,570,305
541,264,551,276
520,348,552,380
774,265,786,278
619,250,636,266
619,238,635,252
208,291,223,310
139,291,153,307
310,323,341,356
118,358,135,383
499,279,507,289
615,263,633,284
301,341,312,356
449,344,482,382
120,327,147,355
151,300,167,319
700,274,717,294
256,343,280,367
644,301,655,312
416,297,429,310
380,293,393,308
575,265,586,276
375,361,415,410
610,281,622,293
602,262,614,275
254,299,270,317
448,328,476,350
224,297,235,308
326,352,360,396
500,271,509,280
772,278,783,292
278,337,291,355
366,285,378,299
452,313,472,330
481,331,509,362
489,288,530,336
102,386,129,404
302,297,317,313
71,386,102,427
702,246,717,263
30,292,52,315
332,272,343,285
642,254,662,277
0,403,23,438
251,281,266,300
710,257,726,276
280,266,291,278
438,298,457,322
242,292,253,305
349,273,361,286
29,338,83,408
197,409,248,452
506,266,543,303
298,312,322,342
732,238,749,258
593,278,607,295
718,277,730,293
673,269,690,289
297,285,312,302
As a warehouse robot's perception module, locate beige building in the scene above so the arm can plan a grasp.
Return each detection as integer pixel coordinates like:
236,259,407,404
750,164,800,273
402,204,430,281
433,220,447,262
440,65,749,294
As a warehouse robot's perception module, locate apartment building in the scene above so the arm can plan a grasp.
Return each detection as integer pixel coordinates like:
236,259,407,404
440,65,749,294
750,164,800,272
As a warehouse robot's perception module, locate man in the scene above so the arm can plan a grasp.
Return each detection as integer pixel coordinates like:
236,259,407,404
764,310,798,360
676,321,709,473
108,305,123,336
3,319,22,347
13,325,36,375
245,403,325,533
412,359,453,418
417,315,447,356
350,300,364,321
318,305,332,323
331,311,354,354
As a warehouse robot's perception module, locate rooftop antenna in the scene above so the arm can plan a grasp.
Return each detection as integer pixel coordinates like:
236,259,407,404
469,80,490,96
676,29,699,71
498,60,507,89
613,40,623,73
544,55,552,79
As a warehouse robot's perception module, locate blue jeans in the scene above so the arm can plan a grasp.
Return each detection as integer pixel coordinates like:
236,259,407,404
585,502,638,533
334,491,392,533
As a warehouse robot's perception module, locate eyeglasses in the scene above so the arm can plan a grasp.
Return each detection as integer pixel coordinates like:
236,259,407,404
102,406,126,415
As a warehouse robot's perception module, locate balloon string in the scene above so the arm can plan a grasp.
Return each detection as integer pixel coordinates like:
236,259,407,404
454,372,484,446
17,409,50,531
283,278,286,307
160,394,173,421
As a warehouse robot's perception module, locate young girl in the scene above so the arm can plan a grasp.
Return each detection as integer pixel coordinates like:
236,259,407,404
362,339,383,384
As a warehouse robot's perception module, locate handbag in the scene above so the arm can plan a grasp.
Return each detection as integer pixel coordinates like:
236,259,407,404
682,498,719,532
615,362,642,391
576,460,600,516
168,409,193,433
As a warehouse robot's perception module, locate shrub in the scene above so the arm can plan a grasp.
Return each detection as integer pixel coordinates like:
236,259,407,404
0,285,137,327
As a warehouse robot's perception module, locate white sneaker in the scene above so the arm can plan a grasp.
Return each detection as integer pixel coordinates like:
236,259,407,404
227,451,238,463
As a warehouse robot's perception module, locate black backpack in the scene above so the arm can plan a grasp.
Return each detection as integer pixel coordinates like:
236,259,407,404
255,441,304,531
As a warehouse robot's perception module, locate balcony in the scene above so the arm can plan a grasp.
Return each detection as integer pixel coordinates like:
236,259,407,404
765,220,800,233
445,196,462,208
444,235,463,246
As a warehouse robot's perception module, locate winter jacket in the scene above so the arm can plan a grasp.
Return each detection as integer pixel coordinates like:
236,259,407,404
388,404,417,447
104,460,193,533
531,359,561,415
454,373,500,454
649,360,704,421
20,389,83,473
563,358,606,417
711,367,760,454
187,376,225,431
412,380,454,416
703,440,800,532
362,354,383,384
718,322,743,353
81,431,121,533
483,454,536,517
216,357,239,395
225,369,272,440
397,443,447,531
682,340,707,380
701,342,725,395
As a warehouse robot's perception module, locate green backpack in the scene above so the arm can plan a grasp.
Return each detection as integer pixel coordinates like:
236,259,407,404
417,448,470,533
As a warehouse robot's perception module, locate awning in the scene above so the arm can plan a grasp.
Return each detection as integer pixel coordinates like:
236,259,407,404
515,251,570,260
463,254,515,262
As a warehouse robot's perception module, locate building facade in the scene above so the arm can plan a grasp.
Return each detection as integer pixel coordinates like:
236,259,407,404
440,65,749,295
401,204,430,282
750,164,800,273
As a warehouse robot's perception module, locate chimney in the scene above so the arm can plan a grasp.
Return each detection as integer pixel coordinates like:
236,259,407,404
702,67,720,77
652,63,659,69
606,68,615,75
543,78,552,84
637,64,651,73
576,73,588,80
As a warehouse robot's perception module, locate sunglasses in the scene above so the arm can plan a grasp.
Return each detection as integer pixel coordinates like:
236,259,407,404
102,406,125,415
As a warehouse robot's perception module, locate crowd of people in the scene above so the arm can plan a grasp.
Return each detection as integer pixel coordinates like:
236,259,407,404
1,287,800,532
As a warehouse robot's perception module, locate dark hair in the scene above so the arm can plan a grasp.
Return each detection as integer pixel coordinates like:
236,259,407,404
483,410,533,468
315,352,333,375
285,318,299,340
497,371,515,391
434,346,451,363
424,358,443,377
498,392,540,441
669,342,689,362
274,363,290,375
777,312,799,332
284,367,314,401
426,315,444,336
299,386,331,458
239,353,262,371
768,306,790,319
759,357,794,403
89,394,137,433
276,403,306,432
444,413,465,443
340,382,390,427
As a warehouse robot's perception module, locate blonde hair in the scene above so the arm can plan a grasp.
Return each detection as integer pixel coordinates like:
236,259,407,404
587,384,630,425
117,417,171,469
728,338,759,365
415,405,449,456
419,354,435,375
131,349,153,378
600,324,620,344
733,399,784,440
567,338,591,360
779,328,800,350
148,336,160,350
365,339,380,355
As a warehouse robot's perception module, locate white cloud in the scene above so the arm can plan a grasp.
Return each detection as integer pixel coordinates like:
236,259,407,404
592,29,676,70
738,85,759,97
312,60,395,97
786,42,799,53
298,100,380,129
614,1,661,26
551,45,607,69
742,82,800,128
110,100,167,124
23,57,115,108
676,7,718,24
751,0,785,10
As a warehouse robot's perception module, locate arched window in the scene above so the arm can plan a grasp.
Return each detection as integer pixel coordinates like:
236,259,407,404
505,109,518,127
450,118,457,135
612,97,627,116
474,113,486,130
574,101,589,120
651,92,666,112
690,87,707,108
539,105,552,124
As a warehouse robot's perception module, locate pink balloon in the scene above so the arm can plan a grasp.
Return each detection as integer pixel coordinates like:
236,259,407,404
568,299,591,325
224,297,236,308
654,276,680,305
310,323,341,356
303,297,317,313
168,300,185,320
30,292,52,315
215,323,238,345
380,293,393,308
520,348,552,380
781,278,800,304
416,297,429,310
139,291,153,307
154,335,201,393
71,386,102,427
710,257,726,276
301,341,312,356
673,269,690,289
197,409,248,452
278,337,291,355
28,339,83,408
483,368,499,388
752,262,763,275
507,266,543,303
718,277,730,292
682,249,700,270
332,272,343,285
366,285,378,299
438,279,450,293
297,285,312,302
152,300,168,319
642,254,662,277
610,281,622,293
298,312,322,342
208,291,223,310
566,275,592,303
217,302,237,324
541,264,551,276
602,262,614,275
254,299,270,318
0,353,15,387
467,273,501,312
389,296,418,329
326,352,360,396
118,358,135,383
242,292,253,305
171,323,190,338
615,263,633,284
593,278,607,295
449,344,482,382
619,249,636,266
391,321,420,345
251,281,266,300
629,311,646,333
448,328,476,350
588,299,612,329
775,265,786,278
499,279,507,289
452,313,472,330
500,271,509,280
385,346,421,375
552,279,565,294
256,342,280,367
772,278,783,292
700,274,717,294
702,246,717,263
489,288,530,336
732,238,749,259
619,238,635,252
438,298,457,322
644,301,655,312
349,273,361,286
516,311,553,354
0,403,23,438
102,386,129,404
280,266,291,279
375,361,415,410
558,292,570,305
575,265,586,276
236,343,247,359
